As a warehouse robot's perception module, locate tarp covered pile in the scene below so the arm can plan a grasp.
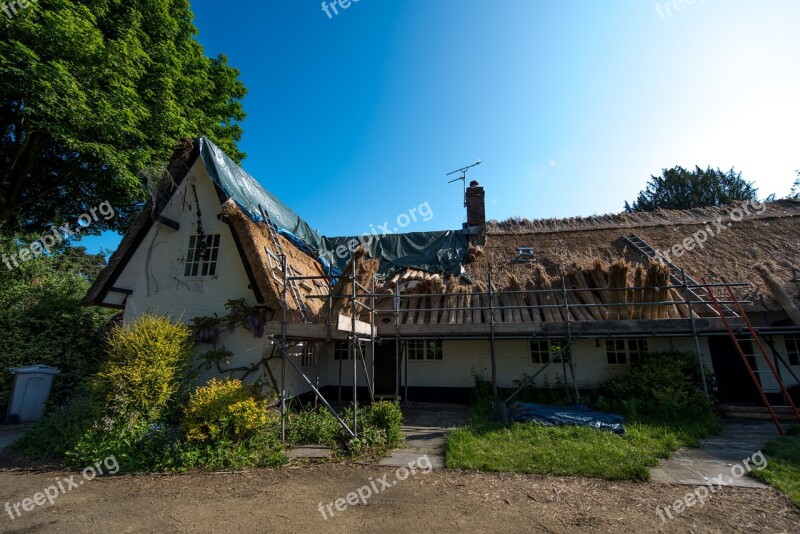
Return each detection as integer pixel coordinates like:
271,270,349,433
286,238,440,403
509,403,626,435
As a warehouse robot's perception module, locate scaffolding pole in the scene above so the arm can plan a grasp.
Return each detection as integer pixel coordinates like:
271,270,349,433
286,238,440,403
352,258,358,437
683,269,710,397
280,255,288,441
562,276,580,402
488,271,498,401
394,290,400,399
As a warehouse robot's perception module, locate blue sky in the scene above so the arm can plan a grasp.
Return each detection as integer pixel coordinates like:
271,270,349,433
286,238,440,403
79,0,800,254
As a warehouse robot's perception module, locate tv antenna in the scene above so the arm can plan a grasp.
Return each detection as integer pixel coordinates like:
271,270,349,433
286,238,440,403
447,160,482,207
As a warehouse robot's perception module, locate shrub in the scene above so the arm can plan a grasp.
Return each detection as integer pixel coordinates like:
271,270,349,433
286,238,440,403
183,377,276,443
341,401,404,458
286,407,344,447
364,400,404,447
23,315,195,471
93,314,195,420
592,351,717,425
178,428,285,471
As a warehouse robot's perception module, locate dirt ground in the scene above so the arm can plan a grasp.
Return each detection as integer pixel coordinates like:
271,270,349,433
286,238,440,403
0,453,797,533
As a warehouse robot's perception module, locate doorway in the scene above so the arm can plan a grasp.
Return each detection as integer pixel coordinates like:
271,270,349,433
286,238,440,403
374,342,397,396
708,336,761,403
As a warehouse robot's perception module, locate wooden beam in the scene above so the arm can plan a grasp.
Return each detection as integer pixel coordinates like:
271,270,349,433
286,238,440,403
756,265,800,325
156,215,180,231
336,313,374,336
110,287,133,295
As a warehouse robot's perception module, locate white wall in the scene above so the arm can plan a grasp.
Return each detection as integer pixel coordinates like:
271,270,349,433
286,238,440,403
345,336,716,391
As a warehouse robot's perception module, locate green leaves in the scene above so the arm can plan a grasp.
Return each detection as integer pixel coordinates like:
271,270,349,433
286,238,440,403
625,166,758,212
0,0,247,236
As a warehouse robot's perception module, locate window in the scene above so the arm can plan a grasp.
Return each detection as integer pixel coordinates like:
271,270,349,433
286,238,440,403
530,340,549,364
333,341,364,360
300,343,315,368
404,340,443,361
428,340,443,360
184,234,220,277
531,340,566,364
786,335,800,366
605,339,648,365
605,339,627,365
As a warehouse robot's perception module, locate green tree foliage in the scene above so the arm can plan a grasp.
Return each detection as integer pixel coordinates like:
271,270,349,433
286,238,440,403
0,0,246,236
790,171,799,200
0,236,114,411
625,166,757,212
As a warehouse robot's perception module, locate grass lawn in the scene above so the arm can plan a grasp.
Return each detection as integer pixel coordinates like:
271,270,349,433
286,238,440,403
446,403,718,481
750,428,800,507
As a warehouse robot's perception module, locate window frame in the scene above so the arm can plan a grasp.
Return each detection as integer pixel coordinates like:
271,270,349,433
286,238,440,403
404,339,443,361
300,343,316,369
530,340,549,364
333,340,365,360
183,233,221,278
604,338,649,365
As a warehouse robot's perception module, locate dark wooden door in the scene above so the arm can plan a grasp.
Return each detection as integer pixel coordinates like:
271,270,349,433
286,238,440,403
708,336,760,403
374,342,397,396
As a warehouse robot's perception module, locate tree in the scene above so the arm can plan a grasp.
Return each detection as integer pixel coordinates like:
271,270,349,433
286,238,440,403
790,171,800,200
625,166,757,212
0,235,115,411
0,0,247,237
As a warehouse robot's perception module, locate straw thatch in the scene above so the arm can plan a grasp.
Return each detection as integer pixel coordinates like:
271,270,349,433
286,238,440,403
476,200,800,314
365,200,800,324
318,247,380,322
221,199,326,321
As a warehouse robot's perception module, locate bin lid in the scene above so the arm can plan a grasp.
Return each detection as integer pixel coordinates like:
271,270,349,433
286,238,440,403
9,365,61,375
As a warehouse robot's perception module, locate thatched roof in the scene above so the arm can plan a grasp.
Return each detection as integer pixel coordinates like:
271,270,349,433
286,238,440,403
372,200,800,324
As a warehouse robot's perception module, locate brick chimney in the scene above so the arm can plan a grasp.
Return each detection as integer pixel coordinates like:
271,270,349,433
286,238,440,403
465,180,485,244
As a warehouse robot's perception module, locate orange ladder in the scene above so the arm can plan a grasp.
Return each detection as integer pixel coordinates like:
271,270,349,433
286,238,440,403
705,282,800,435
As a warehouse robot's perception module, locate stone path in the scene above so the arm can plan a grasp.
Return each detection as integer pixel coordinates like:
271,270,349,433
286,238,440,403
650,421,787,488
379,402,469,469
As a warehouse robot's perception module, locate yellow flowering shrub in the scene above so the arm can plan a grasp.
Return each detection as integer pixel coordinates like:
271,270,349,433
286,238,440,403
93,314,194,419
183,378,275,442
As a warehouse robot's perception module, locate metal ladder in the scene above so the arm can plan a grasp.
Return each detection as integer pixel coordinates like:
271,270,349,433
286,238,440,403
259,206,312,323
705,283,800,435
623,233,737,317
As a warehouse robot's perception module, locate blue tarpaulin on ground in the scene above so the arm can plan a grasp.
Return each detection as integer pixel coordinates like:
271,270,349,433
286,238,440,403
509,403,626,435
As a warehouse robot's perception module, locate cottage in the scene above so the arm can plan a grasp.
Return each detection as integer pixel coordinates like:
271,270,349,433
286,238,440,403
85,138,800,430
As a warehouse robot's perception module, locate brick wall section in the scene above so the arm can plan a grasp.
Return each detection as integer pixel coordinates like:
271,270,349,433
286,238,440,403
466,180,485,226
466,180,485,244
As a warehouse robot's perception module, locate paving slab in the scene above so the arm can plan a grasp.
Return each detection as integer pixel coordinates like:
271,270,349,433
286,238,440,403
650,421,789,488
379,402,468,469
285,445,333,459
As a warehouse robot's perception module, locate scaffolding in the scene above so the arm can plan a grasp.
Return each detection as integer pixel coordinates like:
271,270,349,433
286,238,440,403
268,255,800,438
